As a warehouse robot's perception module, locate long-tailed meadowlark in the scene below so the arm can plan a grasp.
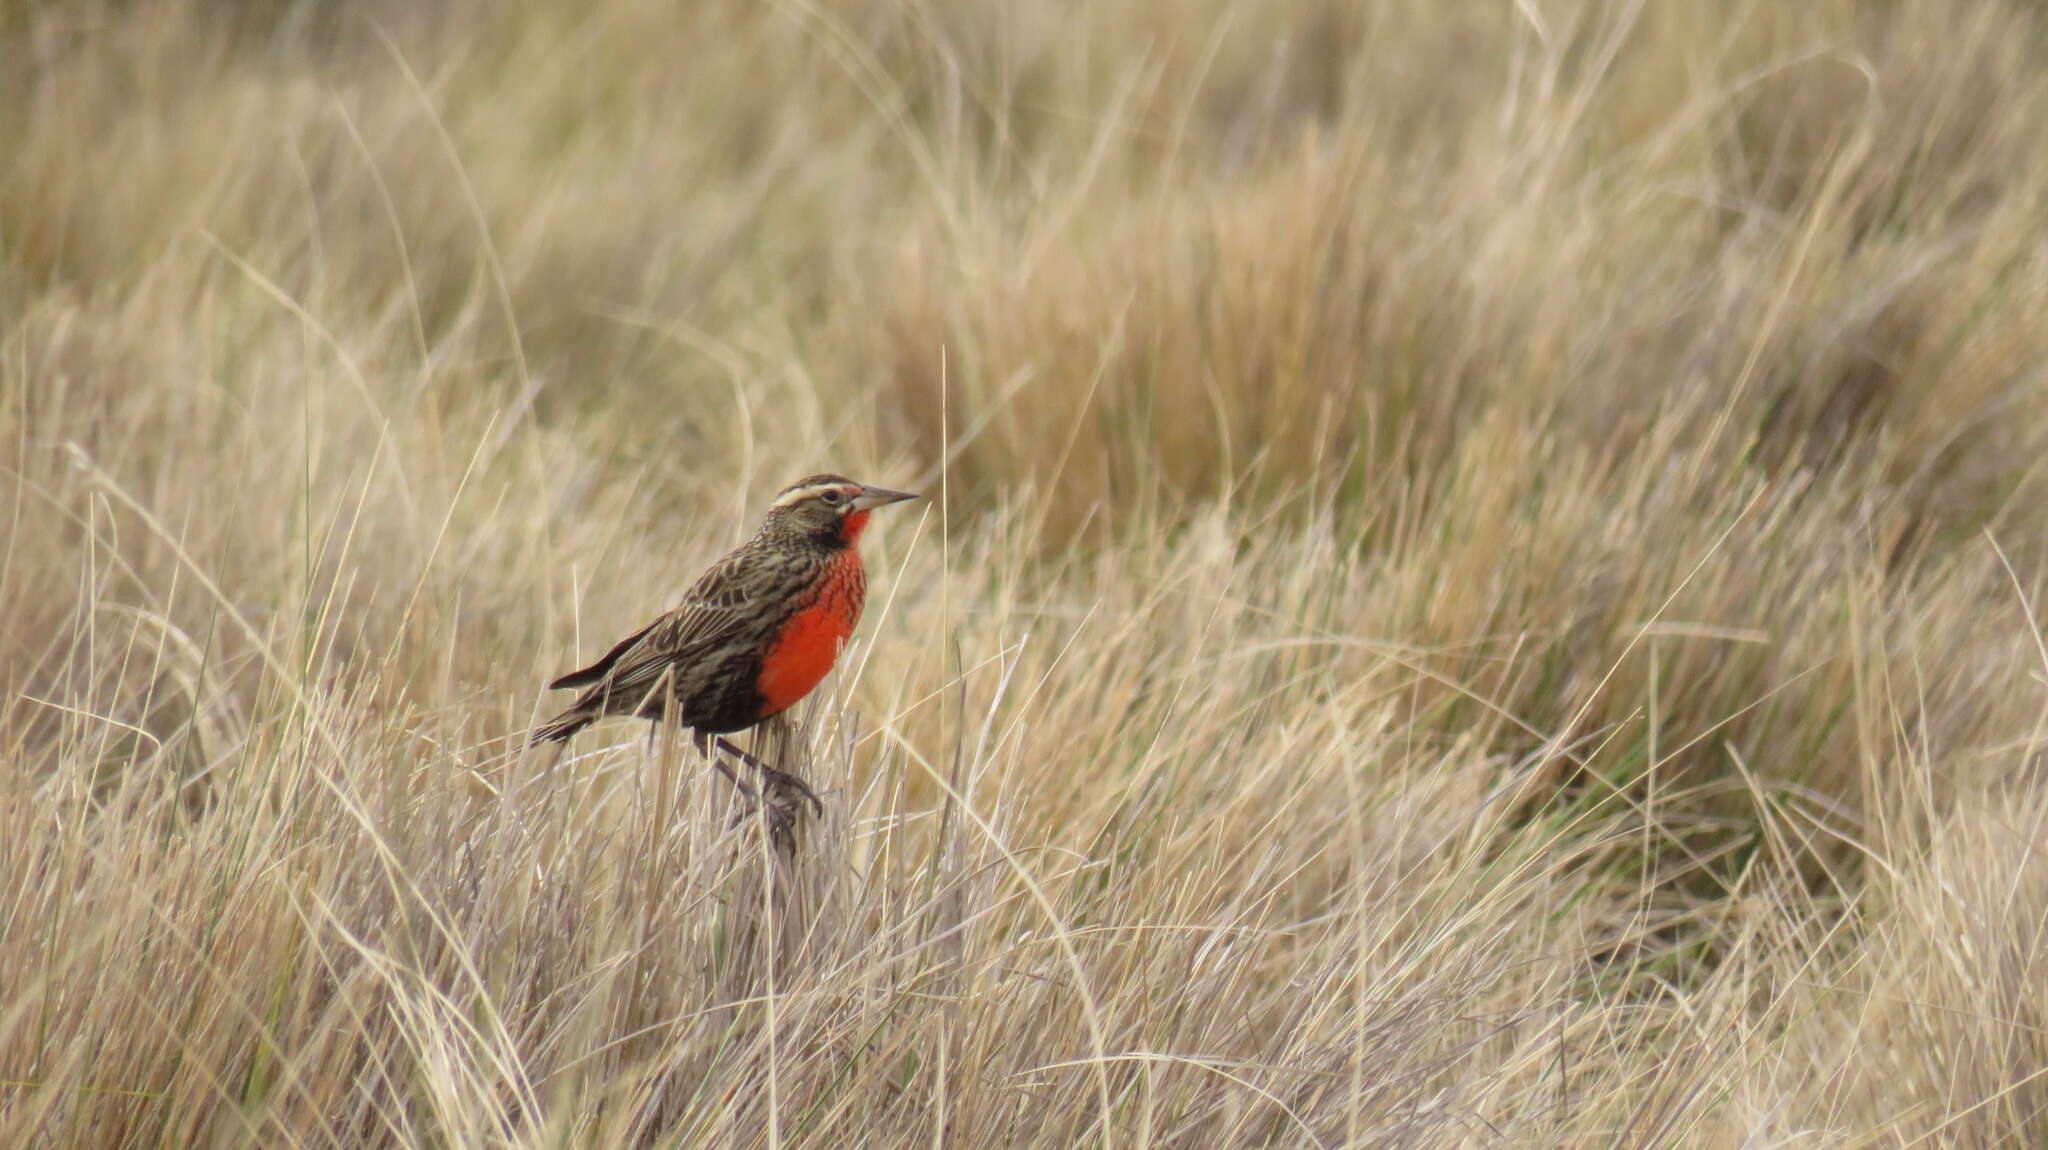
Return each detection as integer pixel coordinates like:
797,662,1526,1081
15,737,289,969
531,474,918,809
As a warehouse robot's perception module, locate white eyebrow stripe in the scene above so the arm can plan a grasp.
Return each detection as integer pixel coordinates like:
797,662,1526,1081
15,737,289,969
772,483,854,509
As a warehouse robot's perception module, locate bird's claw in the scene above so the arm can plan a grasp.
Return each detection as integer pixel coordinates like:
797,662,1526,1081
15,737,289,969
758,767,824,817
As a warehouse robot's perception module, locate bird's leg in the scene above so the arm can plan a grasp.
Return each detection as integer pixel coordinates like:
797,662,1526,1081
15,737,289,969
679,727,756,800
709,756,755,800
695,732,823,815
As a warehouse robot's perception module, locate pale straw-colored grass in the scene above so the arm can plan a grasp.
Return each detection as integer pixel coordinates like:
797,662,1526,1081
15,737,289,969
4,1,2048,1145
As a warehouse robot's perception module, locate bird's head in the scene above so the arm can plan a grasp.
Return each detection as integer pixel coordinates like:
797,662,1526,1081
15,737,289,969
763,474,919,546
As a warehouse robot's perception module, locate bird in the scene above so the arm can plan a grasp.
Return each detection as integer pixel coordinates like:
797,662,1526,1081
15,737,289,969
530,474,918,811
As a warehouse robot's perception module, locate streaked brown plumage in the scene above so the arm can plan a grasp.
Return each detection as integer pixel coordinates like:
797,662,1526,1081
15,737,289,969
531,474,917,807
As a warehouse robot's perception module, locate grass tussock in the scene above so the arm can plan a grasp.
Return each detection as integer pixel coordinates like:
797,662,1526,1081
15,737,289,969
4,0,2048,1145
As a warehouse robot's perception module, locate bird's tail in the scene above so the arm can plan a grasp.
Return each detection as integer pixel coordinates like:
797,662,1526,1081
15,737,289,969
528,706,593,746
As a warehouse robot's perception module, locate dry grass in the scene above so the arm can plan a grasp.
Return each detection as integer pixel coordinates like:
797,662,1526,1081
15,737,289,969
5,0,2048,1145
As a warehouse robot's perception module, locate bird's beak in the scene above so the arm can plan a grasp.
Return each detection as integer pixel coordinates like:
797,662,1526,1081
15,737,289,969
851,485,920,511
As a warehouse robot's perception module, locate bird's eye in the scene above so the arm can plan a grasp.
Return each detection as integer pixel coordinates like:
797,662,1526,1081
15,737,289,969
820,489,846,506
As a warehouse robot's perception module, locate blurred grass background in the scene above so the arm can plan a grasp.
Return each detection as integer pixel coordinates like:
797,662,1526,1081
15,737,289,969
4,0,2048,1145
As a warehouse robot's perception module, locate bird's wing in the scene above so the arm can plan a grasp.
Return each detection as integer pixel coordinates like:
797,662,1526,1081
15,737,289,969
547,617,659,690
558,545,790,702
